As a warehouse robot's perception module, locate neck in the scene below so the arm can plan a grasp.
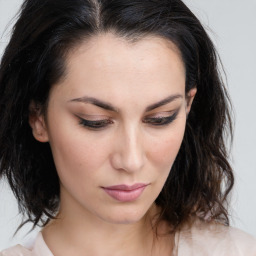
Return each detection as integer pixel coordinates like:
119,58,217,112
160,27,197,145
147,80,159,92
42,191,174,256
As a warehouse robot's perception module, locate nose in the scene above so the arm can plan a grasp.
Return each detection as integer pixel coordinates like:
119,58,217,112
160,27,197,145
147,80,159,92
111,125,146,173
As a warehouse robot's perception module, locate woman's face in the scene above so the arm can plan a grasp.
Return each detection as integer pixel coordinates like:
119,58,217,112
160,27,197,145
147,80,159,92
31,33,196,224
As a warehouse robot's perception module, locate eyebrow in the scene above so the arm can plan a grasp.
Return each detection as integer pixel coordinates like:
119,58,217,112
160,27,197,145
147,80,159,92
69,96,119,112
145,94,183,112
69,94,183,112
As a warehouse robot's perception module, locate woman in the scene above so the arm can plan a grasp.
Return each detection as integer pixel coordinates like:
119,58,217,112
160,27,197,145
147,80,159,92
0,0,255,255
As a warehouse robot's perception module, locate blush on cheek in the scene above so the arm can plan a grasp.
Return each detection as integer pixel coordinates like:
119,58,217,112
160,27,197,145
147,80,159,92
150,133,184,167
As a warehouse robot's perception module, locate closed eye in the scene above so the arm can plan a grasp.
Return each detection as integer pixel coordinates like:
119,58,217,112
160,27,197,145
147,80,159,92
143,111,178,126
78,117,113,130
77,110,179,130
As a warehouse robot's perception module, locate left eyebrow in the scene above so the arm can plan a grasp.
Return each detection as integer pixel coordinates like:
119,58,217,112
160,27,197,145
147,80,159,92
145,94,183,112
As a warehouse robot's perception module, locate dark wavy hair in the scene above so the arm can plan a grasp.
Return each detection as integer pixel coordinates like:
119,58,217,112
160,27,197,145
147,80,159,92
0,0,234,231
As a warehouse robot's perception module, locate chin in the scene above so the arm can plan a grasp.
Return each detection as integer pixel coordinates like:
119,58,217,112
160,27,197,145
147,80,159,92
99,204,154,225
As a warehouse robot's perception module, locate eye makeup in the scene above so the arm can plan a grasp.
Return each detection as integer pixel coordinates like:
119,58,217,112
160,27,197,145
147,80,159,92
142,111,178,126
78,117,114,130
76,108,180,130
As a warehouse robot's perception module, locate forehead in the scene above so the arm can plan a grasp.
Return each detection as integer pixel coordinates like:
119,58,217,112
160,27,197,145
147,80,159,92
66,33,184,76
54,33,186,103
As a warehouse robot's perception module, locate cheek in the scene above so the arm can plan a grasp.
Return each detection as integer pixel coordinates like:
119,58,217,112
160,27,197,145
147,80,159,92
148,119,186,170
49,130,110,176
46,114,111,190
48,130,111,205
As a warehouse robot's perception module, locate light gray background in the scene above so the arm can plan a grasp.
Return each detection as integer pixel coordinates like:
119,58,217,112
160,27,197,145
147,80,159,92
0,0,256,249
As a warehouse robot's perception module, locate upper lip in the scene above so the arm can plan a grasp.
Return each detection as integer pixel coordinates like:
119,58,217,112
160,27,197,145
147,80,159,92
103,183,148,191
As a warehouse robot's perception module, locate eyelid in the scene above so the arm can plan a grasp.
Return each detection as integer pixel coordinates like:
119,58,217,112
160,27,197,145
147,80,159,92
78,117,113,129
143,110,179,126
146,110,176,118
76,113,110,121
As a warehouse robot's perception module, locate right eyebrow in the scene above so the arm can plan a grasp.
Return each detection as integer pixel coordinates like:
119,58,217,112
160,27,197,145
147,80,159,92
69,96,119,112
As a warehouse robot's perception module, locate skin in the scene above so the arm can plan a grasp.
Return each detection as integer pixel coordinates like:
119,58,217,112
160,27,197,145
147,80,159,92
29,33,196,256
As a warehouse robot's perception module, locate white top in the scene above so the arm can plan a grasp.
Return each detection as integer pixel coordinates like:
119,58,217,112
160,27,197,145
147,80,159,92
1,219,256,255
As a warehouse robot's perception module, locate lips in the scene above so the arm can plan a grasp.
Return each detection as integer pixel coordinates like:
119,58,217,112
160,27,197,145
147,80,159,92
102,183,148,202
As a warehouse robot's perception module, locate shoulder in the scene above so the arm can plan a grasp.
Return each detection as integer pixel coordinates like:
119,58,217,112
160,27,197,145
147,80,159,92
0,232,53,256
0,245,33,256
176,218,256,256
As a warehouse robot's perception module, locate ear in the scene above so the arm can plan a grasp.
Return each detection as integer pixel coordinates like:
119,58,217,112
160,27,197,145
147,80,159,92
186,87,197,115
29,101,49,142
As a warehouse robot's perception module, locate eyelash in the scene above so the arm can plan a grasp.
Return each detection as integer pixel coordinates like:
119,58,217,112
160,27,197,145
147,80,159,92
143,112,178,126
78,112,178,130
79,118,113,129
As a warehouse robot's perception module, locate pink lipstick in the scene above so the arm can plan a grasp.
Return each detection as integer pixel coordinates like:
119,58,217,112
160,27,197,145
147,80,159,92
102,183,148,202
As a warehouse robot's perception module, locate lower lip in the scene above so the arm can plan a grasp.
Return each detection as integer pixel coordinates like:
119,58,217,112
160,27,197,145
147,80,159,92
103,186,147,202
